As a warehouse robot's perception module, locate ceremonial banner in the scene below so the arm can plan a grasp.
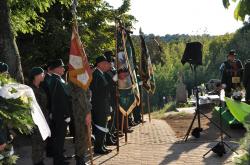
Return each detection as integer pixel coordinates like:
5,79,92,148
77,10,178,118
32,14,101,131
68,25,92,90
225,97,250,123
139,29,155,94
116,27,140,116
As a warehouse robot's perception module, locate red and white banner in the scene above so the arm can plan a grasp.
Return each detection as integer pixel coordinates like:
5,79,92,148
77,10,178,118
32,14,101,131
68,25,92,90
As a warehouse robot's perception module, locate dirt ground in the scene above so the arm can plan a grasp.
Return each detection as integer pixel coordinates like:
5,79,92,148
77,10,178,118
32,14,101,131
164,103,246,141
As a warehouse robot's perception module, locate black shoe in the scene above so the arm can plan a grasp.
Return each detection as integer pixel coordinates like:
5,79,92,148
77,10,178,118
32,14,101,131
34,161,45,165
129,121,137,127
106,137,117,146
46,151,54,157
75,156,86,165
118,131,124,137
111,133,117,139
124,128,133,133
102,146,112,153
94,148,111,154
62,161,70,165
53,160,70,165
134,120,141,125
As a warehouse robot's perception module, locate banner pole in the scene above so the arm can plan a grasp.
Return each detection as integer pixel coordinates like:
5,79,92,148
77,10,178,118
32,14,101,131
115,22,120,153
147,93,151,122
125,114,128,144
140,86,144,125
87,125,94,165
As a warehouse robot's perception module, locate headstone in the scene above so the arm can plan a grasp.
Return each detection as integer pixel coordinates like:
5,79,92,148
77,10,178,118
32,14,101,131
176,73,188,103
176,82,188,103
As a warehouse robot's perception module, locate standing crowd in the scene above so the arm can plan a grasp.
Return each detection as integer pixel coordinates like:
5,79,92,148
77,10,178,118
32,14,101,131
2,49,250,165
0,50,143,165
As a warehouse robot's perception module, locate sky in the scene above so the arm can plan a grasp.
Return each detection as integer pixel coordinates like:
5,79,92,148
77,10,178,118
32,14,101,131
105,0,244,36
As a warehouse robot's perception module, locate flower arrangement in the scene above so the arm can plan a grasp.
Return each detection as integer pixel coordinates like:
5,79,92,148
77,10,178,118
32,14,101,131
0,74,35,164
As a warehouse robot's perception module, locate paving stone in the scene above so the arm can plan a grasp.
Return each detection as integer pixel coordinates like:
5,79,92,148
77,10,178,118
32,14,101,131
16,117,237,165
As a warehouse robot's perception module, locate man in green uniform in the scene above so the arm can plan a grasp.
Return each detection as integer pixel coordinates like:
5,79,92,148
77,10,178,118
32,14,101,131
104,51,117,145
49,59,71,165
41,63,54,157
220,50,243,97
90,56,112,154
29,67,49,165
69,82,91,165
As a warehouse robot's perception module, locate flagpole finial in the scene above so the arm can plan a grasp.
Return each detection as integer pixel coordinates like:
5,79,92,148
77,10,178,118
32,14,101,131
139,27,143,35
71,0,78,15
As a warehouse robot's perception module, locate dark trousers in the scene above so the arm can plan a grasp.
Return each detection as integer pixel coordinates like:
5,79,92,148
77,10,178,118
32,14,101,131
133,106,141,123
93,125,106,151
32,128,45,164
46,121,54,156
53,120,67,165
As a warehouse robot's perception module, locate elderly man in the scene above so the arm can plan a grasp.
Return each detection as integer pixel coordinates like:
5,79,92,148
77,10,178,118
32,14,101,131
49,59,71,165
221,50,243,97
90,56,112,154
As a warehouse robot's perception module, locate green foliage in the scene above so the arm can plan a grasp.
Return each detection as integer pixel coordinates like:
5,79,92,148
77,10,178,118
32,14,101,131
8,0,71,35
132,24,250,112
16,0,136,73
0,75,15,86
0,154,18,165
233,122,250,164
222,0,250,21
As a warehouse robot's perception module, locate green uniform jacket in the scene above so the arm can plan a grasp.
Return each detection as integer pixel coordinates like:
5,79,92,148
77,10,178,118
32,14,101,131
49,74,70,123
90,69,110,127
31,84,49,123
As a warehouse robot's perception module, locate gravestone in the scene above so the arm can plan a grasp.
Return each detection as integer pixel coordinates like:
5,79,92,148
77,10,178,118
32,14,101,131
176,73,188,103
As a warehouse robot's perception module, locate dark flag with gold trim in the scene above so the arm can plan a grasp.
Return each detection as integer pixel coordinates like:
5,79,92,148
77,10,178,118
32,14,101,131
116,27,140,116
139,28,155,94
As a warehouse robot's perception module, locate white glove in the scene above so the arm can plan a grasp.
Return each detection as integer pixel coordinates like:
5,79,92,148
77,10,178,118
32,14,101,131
221,84,227,89
64,117,71,123
112,74,118,82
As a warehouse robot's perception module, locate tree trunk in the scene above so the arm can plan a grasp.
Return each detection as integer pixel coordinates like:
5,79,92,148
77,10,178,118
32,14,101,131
0,0,24,83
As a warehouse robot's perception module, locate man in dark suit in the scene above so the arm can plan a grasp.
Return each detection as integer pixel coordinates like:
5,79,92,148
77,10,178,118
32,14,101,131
41,63,54,157
104,51,117,146
49,59,71,165
221,50,243,97
90,56,112,154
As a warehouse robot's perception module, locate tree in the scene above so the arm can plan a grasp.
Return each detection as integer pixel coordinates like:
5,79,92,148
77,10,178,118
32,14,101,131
17,0,136,72
1,0,135,80
0,0,70,82
223,0,250,21
0,0,24,82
